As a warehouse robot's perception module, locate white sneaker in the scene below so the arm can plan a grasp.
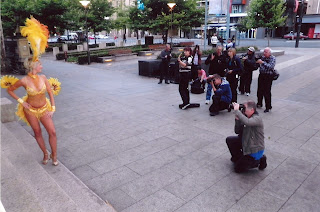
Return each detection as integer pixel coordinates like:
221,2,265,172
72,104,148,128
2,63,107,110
181,103,190,110
246,93,250,96
205,100,210,105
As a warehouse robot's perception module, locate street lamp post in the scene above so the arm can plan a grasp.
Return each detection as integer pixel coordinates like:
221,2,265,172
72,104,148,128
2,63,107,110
80,0,90,64
295,0,304,48
167,3,176,47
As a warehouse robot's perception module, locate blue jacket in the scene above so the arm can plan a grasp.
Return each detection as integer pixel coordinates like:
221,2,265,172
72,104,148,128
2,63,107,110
214,78,232,104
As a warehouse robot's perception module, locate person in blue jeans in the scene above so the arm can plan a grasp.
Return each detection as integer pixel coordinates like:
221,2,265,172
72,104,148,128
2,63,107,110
207,74,232,116
226,100,267,173
204,45,226,104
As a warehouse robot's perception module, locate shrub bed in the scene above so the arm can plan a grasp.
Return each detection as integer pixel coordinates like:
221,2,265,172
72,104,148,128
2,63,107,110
55,45,146,64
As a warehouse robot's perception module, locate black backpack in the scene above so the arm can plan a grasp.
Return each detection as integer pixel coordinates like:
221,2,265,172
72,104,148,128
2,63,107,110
191,79,205,94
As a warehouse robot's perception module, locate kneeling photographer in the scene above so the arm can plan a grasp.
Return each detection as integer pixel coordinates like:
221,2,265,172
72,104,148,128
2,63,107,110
226,100,267,173
207,74,232,116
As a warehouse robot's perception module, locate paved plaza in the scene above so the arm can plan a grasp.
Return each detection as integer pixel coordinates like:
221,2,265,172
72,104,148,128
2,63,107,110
2,46,320,211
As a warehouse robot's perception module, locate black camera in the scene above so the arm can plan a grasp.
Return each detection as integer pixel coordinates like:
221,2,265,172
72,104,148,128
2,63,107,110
255,54,262,61
207,77,215,83
228,103,245,112
239,54,248,59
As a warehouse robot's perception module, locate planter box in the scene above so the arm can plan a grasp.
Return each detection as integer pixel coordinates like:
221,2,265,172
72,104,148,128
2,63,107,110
138,60,161,77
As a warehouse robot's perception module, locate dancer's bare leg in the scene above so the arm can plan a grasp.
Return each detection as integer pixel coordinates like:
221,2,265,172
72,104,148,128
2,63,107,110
24,110,48,163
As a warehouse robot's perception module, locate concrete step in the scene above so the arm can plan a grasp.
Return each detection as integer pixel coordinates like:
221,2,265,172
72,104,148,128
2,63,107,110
1,156,45,212
1,123,80,212
2,122,116,212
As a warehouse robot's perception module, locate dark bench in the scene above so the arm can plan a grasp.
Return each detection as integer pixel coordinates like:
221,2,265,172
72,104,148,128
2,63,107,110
148,44,166,51
179,42,194,47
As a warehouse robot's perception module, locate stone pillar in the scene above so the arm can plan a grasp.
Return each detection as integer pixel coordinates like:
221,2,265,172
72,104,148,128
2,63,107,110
83,42,88,51
77,45,84,52
62,44,68,52
120,41,124,47
137,39,141,45
99,42,106,49
53,47,59,57
1,98,17,123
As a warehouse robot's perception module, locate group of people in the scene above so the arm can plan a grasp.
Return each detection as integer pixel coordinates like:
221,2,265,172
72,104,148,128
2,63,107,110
171,45,269,173
167,44,275,172
158,44,276,115
205,46,276,115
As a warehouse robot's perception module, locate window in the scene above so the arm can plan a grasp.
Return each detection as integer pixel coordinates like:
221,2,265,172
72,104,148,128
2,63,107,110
232,5,242,13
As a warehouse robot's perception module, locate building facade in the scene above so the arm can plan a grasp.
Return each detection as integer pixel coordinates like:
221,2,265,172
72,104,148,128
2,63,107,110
194,0,256,40
303,0,320,38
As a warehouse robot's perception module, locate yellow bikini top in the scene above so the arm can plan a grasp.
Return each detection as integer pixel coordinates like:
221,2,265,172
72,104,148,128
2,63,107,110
26,84,46,96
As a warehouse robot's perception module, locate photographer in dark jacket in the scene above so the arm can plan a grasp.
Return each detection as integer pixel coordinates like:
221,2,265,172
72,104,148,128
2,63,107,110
226,100,267,173
204,45,226,104
225,48,243,103
239,47,259,96
158,44,172,84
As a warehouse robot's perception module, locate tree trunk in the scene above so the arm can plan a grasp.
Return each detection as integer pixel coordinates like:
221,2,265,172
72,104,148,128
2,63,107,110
136,30,139,39
0,15,7,73
267,28,270,47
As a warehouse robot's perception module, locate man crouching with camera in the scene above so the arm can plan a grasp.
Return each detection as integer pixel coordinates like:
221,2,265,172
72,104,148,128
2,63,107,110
226,100,267,173
207,74,232,116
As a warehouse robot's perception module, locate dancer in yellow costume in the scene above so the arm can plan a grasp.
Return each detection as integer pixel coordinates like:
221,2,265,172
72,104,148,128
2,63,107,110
5,17,60,166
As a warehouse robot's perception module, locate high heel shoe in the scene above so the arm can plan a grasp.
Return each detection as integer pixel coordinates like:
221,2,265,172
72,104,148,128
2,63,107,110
42,153,49,165
50,154,59,166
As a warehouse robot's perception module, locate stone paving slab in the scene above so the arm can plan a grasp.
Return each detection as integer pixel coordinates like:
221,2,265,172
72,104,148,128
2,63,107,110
2,47,320,211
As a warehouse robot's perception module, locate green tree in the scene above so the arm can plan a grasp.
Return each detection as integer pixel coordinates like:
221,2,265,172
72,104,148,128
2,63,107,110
1,0,35,36
245,0,287,46
85,0,114,44
128,7,149,39
127,0,204,42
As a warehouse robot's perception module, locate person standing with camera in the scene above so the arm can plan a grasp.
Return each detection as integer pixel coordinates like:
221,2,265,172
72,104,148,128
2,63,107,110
225,48,243,103
207,74,232,116
158,44,172,84
239,47,259,96
177,47,193,109
205,45,226,104
226,100,267,173
256,47,276,113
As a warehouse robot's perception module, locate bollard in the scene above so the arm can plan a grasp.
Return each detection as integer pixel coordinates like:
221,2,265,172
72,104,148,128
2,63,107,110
83,42,88,51
77,45,84,52
62,43,68,52
53,47,59,57
99,42,106,49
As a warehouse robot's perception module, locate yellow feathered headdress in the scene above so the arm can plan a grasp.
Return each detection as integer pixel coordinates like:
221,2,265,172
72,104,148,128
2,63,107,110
20,16,49,62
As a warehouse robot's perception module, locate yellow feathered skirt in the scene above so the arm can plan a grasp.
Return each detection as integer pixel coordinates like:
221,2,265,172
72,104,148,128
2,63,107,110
16,95,53,126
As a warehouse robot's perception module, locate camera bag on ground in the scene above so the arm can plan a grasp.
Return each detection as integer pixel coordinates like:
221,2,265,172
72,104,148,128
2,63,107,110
191,79,205,94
